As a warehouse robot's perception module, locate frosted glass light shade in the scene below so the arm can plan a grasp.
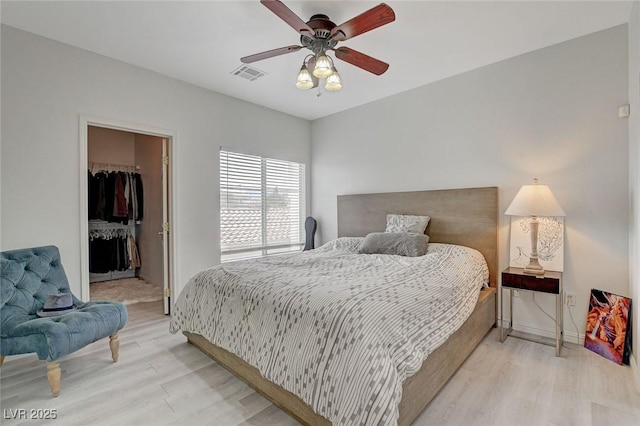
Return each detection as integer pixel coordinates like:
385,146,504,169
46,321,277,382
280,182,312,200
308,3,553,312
295,65,314,89
313,54,333,78
324,68,342,91
505,181,565,217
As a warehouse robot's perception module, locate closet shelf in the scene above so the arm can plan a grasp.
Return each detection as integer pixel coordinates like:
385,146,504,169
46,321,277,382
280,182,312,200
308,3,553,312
89,162,139,173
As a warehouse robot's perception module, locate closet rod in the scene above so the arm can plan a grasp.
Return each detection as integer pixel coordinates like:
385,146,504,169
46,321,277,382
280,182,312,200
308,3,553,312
89,162,140,173
88,220,135,230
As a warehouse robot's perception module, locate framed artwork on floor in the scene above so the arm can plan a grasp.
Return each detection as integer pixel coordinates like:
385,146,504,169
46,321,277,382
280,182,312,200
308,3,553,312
584,289,632,365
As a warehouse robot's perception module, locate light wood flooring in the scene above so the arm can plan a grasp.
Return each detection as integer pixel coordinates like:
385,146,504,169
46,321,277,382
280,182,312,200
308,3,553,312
1,301,639,425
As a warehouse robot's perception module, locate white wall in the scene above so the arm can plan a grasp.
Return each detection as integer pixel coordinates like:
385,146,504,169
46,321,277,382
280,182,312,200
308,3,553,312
0,25,311,299
628,2,640,390
311,25,629,344
1,21,634,370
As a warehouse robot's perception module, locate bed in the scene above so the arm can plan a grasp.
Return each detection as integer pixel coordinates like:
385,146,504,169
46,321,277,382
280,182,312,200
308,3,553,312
170,186,497,425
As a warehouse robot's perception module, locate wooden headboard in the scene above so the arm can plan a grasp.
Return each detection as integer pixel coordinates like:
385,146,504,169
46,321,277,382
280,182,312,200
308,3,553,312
337,186,498,286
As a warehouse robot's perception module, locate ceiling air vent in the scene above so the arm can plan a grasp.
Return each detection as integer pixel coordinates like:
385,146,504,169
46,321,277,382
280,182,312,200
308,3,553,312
231,65,266,82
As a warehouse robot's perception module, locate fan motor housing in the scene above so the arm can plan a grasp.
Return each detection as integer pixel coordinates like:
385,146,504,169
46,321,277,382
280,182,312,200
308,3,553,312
301,14,338,52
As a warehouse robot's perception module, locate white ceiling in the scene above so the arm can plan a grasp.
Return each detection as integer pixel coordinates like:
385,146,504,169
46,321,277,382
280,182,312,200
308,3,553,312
1,1,633,120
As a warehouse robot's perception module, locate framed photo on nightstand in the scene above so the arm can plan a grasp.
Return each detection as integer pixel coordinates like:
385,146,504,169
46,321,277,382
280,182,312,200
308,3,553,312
509,216,564,272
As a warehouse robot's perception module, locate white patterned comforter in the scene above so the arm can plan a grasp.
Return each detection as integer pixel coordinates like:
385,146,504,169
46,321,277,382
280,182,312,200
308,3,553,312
169,238,488,425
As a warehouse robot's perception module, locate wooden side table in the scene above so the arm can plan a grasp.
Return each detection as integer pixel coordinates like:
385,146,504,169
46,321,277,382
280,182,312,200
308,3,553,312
500,267,563,356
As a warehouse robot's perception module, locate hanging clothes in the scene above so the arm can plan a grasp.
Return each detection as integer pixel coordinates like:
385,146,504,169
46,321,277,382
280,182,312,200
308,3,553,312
127,234,141,269
134,173,144,221
104,172,116,222
97,172,106,219
88,164,144,281
112,172,129,224
88,171,107,220
88,169,144,223
89,237,115,274
88,224,141,274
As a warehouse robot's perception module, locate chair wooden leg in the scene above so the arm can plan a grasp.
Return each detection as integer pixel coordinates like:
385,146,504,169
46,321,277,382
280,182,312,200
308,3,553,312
0,355,5,367
46,361,61,397
109,333,120,363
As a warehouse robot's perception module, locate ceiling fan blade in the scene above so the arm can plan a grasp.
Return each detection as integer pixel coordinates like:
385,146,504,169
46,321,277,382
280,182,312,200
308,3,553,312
334,46,389,75
330,3,395,42
260,0,315,36
241,45,302,63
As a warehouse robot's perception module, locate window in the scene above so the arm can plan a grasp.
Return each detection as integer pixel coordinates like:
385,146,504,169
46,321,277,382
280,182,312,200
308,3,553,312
220,149,306,262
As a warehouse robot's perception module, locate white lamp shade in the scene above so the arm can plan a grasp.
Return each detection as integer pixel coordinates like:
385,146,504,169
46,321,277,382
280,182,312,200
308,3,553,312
295,65,314,89
313,54,333,78
505,183,565,217
324,68,342,91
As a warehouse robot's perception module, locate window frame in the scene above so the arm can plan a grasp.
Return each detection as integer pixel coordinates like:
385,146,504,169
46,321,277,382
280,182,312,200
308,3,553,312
219,149,306,262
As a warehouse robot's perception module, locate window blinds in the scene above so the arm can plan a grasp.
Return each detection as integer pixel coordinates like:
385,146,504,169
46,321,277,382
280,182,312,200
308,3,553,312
220,150,305,261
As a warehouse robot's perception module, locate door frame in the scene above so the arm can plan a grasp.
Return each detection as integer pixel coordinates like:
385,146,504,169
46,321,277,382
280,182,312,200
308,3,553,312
78,115,178,313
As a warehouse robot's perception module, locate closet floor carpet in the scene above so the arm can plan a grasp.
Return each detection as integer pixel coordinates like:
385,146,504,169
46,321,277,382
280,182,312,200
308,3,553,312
90,277,163,305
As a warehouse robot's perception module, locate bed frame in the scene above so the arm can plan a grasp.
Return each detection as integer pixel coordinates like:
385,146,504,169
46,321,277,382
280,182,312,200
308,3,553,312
185,186,498,425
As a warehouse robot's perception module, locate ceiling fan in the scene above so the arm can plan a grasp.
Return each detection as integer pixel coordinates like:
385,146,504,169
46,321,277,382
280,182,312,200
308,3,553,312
241,0,395,91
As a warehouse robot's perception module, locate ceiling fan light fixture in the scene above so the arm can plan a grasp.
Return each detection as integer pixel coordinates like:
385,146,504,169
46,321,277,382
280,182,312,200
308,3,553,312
295,64,314,89
324,67,343,91
312,53,333,78
242,2,396,94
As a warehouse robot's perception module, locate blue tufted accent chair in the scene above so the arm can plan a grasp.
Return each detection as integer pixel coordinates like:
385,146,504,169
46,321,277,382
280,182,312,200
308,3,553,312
1,246,128,396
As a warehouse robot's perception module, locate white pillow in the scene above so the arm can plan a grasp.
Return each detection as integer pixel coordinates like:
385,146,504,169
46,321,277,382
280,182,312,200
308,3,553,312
385,214,430,234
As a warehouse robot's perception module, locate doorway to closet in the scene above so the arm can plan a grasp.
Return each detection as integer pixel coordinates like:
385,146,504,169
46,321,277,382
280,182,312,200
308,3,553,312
84,124,172,314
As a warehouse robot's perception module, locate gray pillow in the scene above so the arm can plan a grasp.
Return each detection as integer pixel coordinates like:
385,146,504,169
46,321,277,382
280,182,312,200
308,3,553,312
358,232,429,257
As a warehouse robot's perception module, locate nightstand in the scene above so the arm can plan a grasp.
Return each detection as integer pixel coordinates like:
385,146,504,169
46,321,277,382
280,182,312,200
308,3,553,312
500,267,563,356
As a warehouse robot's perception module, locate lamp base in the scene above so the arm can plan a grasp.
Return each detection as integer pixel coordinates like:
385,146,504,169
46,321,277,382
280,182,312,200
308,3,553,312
523,257,545,276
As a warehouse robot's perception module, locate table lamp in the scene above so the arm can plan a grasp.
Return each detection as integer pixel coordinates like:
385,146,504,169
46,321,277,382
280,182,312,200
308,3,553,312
505,178,565,275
